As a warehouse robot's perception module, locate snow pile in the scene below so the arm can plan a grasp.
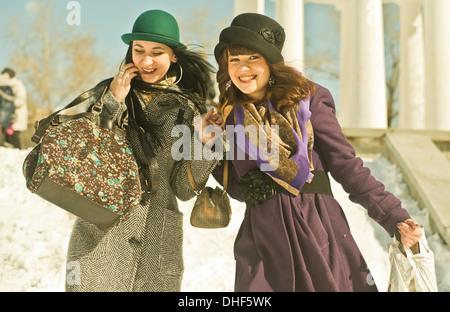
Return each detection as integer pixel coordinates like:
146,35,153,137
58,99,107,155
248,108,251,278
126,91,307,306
336,157,450,291
0,147,75,291
0,147,449,292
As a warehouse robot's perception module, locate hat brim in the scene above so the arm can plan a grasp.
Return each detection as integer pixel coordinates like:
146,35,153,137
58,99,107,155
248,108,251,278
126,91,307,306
122,33,184,48
214,26,283,64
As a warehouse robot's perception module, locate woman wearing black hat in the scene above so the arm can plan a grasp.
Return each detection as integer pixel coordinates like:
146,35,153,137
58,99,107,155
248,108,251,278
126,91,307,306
65,9,224,292
212,13,423,292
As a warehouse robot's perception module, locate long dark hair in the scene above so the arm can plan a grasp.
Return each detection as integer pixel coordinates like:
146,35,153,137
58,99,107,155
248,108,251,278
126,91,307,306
124,44,215,114
95,43,215,158
91,44,216,192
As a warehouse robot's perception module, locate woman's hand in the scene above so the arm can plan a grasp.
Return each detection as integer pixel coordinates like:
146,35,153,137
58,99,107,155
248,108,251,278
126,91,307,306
110,63,139,103
397,219,423,248
195,108,225,145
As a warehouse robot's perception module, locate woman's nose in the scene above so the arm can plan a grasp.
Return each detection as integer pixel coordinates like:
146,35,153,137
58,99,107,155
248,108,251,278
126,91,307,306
239,62,250,71
141,56,154,66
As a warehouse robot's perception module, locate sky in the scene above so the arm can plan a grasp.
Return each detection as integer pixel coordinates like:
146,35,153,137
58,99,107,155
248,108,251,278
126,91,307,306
0,0,340,102
0,0,234,66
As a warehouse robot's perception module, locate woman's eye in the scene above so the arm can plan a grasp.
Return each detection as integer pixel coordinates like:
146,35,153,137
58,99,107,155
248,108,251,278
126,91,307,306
134,49,144,54
249,55,260,60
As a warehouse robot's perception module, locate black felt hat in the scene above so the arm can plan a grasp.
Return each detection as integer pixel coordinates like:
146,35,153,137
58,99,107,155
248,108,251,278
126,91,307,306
214,13,285,64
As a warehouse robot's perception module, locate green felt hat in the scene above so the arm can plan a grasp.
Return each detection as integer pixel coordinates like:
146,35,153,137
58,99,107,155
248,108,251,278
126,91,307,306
122,10,184,47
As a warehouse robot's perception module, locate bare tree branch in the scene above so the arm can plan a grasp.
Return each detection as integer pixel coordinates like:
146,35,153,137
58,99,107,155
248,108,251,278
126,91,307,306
6,0,106,116
305,4,340,81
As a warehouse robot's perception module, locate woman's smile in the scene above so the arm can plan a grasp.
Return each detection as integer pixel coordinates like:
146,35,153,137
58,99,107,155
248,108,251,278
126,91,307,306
228,53,270,101
142,68,157,73
238,74,257,83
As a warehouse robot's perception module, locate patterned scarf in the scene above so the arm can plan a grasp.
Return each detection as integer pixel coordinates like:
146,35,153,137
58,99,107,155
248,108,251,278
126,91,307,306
234,99,314,196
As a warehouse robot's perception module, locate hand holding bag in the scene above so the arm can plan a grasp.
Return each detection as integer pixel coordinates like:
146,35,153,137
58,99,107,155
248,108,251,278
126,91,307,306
387,229,438,292
188,160,231,228
22,82,146,231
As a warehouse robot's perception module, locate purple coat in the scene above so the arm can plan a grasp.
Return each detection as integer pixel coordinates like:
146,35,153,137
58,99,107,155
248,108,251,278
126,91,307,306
212,84,410,292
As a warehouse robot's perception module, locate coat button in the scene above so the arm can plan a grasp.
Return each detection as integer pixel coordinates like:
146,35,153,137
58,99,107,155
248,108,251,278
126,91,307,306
343,234,347,238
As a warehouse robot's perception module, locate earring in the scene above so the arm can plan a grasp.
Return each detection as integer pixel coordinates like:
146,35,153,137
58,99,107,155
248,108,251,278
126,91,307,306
225,80,232,91
268,76,275,87
165,62,183,85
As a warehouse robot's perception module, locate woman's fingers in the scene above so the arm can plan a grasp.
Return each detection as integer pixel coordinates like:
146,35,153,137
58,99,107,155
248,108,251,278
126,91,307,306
111,63,139,102
194,108,225,144
397,219,423,248
205,108,225,129
119,64,139,85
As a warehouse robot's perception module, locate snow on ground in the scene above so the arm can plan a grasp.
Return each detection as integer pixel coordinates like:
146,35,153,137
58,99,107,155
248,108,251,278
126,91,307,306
0,147,449,292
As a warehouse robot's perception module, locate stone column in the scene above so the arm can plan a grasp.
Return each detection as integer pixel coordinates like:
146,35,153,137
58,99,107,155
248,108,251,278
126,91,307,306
336,0,387,129
398,0,426,129
423,0,450,131
274,0,305,69
234,0,265,16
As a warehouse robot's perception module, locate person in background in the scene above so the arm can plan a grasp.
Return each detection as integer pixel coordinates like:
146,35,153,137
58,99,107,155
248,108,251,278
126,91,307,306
212,13,423,292
0,68,28,149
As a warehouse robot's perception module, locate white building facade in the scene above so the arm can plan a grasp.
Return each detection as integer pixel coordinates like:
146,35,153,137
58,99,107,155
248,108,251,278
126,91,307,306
234,0,450,131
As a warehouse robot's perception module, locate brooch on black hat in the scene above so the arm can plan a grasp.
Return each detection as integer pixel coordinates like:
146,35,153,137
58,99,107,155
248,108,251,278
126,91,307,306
259,27,285,47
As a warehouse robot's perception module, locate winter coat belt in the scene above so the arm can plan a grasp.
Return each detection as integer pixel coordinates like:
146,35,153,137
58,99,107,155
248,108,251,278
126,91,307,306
240,169,333,206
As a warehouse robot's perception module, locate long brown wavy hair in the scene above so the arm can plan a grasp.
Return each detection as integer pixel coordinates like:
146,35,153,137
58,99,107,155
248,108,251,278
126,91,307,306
216,45,315,117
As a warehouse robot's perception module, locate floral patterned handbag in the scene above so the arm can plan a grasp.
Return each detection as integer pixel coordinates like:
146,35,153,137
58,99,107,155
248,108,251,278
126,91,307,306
22,83,142,231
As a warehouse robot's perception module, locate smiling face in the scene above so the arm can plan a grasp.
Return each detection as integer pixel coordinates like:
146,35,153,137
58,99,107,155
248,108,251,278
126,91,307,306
132,40,177,84
227,51,271,101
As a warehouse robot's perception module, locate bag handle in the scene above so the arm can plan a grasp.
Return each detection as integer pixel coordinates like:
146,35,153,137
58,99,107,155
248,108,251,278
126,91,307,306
31,79,111,144
223,159,229,191
187,159,228,194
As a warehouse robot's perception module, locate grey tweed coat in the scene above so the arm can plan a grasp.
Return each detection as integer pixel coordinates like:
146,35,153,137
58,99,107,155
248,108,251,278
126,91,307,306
65,85,219,292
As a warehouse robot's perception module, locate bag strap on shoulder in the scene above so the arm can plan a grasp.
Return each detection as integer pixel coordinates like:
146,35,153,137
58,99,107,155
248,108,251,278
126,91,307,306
127,92,159,195
31,79,111,144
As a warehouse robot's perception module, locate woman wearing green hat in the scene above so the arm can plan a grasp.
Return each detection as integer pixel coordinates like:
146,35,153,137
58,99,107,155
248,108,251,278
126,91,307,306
65,9,224,292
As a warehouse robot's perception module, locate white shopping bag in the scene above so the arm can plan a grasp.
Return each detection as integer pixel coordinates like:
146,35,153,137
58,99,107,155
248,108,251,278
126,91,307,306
387,231,438,292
